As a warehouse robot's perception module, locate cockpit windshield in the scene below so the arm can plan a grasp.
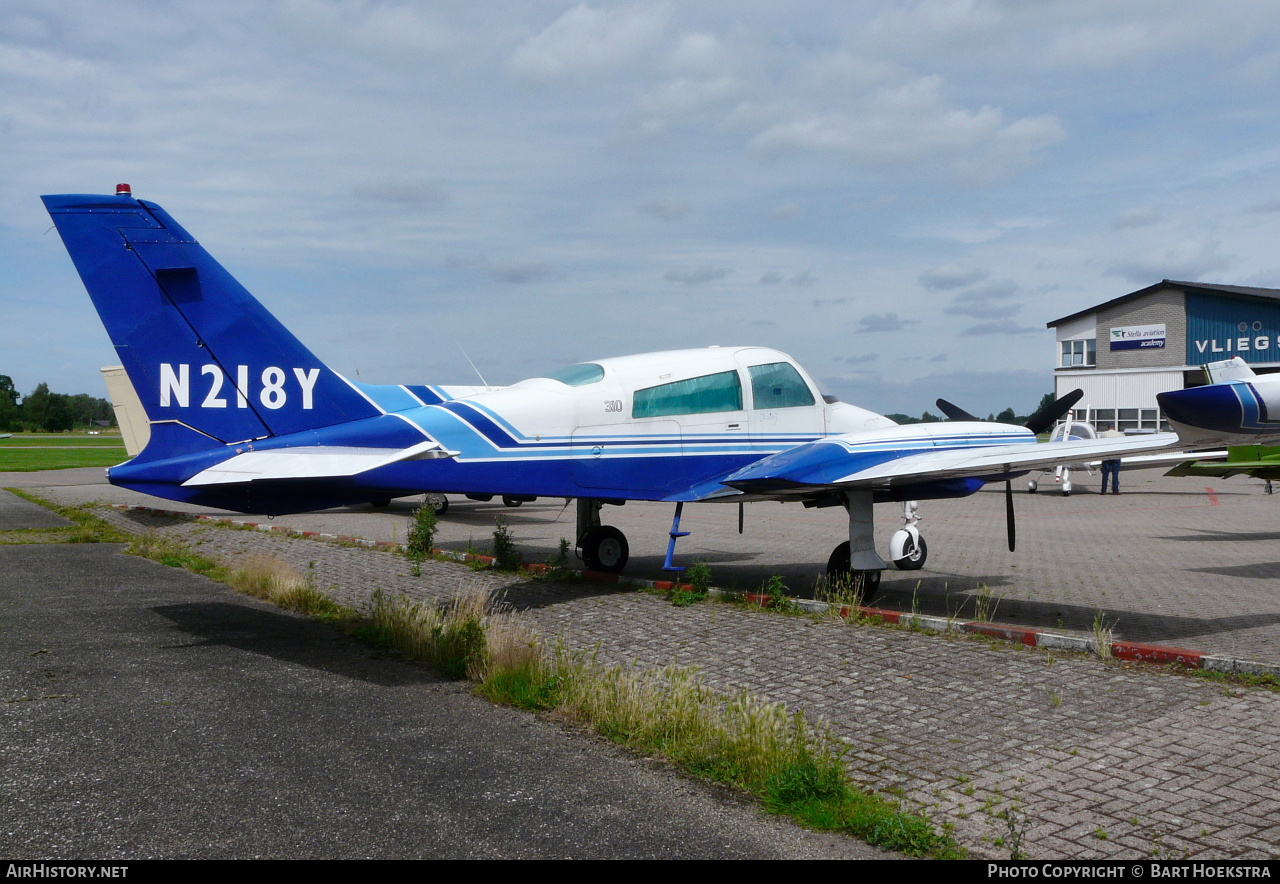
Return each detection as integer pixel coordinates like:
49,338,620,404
540,363,606,386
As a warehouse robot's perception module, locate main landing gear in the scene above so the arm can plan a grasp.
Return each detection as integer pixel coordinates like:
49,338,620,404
575,498,629,573
825,495,928,602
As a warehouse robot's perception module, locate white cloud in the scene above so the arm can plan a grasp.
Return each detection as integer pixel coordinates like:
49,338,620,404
920,263,987,290
633,75,738,133
666,32,721,73
1107,240,1232,285
857,312,915,333
665,267,729,285
353,180,449,209
961,320,1039,335
1113,207,1159,229
490,262,560,284
1048,23,1152,69
748,75,1064,172
637,197,690,221
509,2,669,78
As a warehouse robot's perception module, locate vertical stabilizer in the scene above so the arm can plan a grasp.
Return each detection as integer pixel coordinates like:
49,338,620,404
43,192,380,447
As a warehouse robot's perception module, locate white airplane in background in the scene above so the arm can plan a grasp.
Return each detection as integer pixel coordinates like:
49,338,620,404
45,187,1233,597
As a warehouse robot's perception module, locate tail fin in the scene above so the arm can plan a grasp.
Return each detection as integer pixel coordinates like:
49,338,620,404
42,192,380,446
1203,357,1257,384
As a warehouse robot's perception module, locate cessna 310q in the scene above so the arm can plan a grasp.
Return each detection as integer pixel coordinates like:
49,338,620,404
44,187,1214,592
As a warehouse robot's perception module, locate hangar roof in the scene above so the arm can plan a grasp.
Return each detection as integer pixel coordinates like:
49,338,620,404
1047,280,1280,329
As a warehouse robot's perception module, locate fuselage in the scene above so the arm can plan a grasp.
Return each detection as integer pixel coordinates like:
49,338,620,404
108,345,1035,514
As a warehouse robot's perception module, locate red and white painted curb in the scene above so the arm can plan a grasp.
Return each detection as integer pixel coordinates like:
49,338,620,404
111,503,1278,679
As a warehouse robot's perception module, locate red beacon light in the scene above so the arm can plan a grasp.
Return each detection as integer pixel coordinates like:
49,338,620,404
116,183,132,196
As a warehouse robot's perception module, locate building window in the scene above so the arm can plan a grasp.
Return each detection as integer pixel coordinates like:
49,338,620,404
1060,339,1096,367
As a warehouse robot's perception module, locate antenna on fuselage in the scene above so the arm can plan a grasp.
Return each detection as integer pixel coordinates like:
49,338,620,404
455,340,490,388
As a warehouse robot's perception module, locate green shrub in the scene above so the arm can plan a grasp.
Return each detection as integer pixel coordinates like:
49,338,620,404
492,516,521,571
406,501,438,566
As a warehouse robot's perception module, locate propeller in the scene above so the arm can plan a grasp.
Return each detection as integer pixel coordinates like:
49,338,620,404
936,389,1085,436
935,398,980,422
1024,389,1084,435
1005,480,1016,552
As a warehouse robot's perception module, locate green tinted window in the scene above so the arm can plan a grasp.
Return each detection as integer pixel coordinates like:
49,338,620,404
749,362,815,409
633,370,743,418
541,363,605,386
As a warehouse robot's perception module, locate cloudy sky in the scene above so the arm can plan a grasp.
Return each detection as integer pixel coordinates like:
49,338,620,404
6,0,1280,417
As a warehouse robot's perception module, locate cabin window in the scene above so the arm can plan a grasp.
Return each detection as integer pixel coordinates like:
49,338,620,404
748,362,815,409
541,363,605,386
633,370,742,418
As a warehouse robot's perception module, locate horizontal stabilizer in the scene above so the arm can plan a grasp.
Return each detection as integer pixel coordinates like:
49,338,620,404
183,440,456,486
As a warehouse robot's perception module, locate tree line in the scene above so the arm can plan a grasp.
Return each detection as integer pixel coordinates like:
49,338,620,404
886,393,1056,426
0,375,115,432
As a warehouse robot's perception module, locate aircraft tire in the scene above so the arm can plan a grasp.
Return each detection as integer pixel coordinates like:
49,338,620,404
1027,481,1038,493
502,496,523,508
825,541,881,603
581,526,628,573
893,535,927,571
425,494,449,515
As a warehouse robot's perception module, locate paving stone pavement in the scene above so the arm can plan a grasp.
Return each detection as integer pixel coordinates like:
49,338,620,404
77,505,1280,860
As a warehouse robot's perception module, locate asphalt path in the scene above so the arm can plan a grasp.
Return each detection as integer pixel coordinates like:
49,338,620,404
0,490,883,859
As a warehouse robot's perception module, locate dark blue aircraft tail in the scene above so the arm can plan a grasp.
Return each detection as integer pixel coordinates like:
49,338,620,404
42,190,380,450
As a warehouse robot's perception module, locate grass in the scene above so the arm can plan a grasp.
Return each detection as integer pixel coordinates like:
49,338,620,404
1092,609,1115,658
0,432,128,475
2,490,131,543
126,530,226,579
0,433,124,445
225,554,358,624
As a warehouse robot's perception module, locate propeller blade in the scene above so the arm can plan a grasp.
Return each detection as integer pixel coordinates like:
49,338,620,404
1005,480,1016,552
1024,389,1084,435
936,398,980,422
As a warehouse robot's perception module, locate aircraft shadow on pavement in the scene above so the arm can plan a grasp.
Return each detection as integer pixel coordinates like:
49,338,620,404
492,578,643,612
1155,529,1280,542
152,602,443,687
1184,561,1280,578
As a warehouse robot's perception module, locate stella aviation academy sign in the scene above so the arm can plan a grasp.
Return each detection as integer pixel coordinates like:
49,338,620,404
1110,324,1167,351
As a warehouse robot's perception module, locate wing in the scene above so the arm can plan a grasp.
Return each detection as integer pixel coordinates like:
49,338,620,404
715,430,1185,498
1165,458,1280,480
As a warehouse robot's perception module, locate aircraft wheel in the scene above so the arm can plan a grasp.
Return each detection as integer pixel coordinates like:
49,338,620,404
581,526,628,573
501,495,523,508
1062,489,1071,497
371,498,391,508
893,535,927,571
825,541,881,603
1027,481,1038,494
424,494,449,515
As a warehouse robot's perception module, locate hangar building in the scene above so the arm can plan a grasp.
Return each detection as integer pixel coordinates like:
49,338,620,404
1047,280,1280,432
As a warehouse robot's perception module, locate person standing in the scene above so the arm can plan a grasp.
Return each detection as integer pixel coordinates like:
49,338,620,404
1099,424,1123,494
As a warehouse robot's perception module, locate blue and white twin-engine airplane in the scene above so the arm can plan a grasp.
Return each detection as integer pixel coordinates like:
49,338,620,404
42,188,1251,589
